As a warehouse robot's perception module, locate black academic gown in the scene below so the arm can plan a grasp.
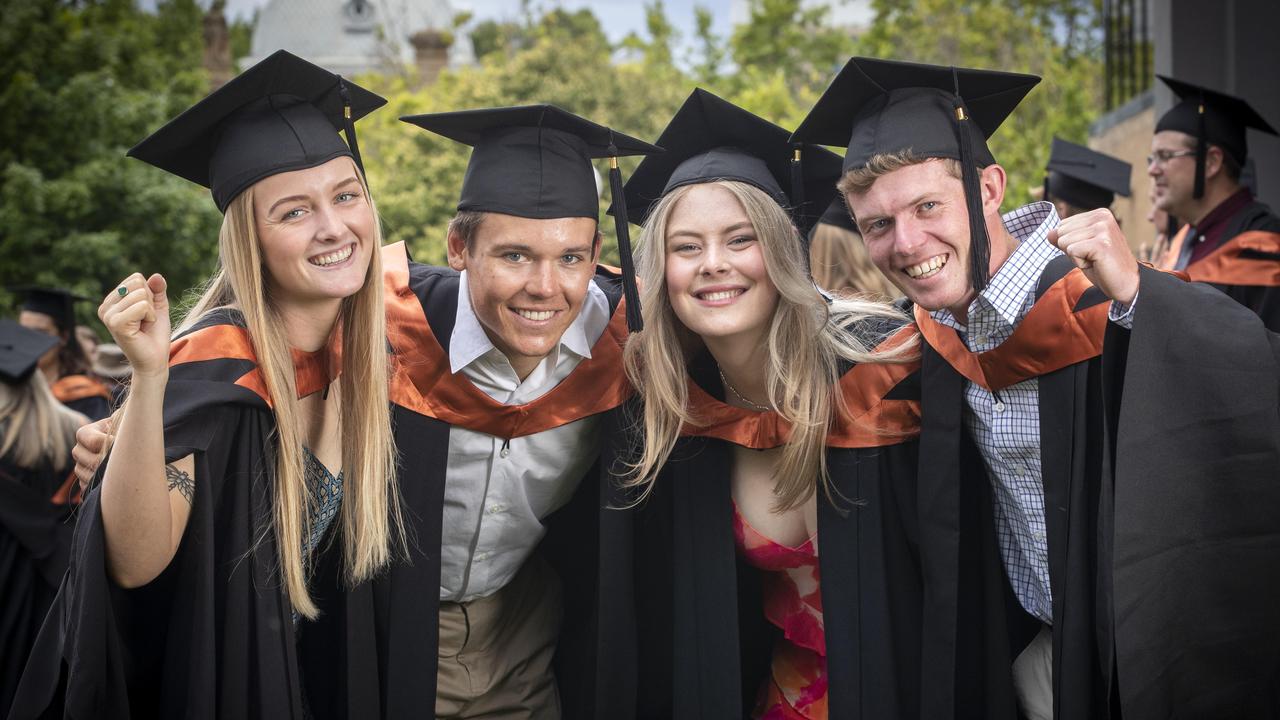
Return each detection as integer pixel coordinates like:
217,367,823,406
363,243,635,719
0,456,75,720
1176,201,1280,331
50,375,111,422
914,256,1280,720
8,309,357,720
597,320,927,720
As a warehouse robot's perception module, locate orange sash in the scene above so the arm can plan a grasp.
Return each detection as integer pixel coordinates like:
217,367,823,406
51,374,111,404
168,323,338,406
681,326,921,450
1185,231,1280,287
381,242,633,439
913,268,1108,392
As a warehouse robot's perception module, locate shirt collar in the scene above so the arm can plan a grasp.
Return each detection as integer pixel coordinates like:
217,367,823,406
931,201,1061,330
449,270,604,374
1193,187,1253,241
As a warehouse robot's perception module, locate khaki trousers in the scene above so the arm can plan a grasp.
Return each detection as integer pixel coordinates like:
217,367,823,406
435,555,563,719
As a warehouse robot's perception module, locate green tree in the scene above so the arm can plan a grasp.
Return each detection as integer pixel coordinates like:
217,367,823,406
0,0,220,323
858,0,1104,210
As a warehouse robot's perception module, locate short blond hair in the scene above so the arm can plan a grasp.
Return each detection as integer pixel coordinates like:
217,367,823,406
837,152,963,200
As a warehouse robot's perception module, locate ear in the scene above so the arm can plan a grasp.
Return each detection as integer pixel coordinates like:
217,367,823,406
1203,145,1225,181
446,229,467,271
979,163,1007,218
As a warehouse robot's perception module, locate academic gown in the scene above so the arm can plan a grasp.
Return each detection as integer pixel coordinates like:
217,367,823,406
912,256,1280,720
0,457,76,720
596,319,927,720
359,242,635,719
50,375,111,422
8,309,358,720
1168,201,1280,331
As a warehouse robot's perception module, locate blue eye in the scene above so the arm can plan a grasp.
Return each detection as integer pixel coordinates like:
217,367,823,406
562,254,583,264
336,191,358,203
283,208,305,220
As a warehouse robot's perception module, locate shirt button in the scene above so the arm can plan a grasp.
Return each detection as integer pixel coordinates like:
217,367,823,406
974,333,989,345
1011,464,1025,477
499,446,510,458
488,504,504,515
475,551,488,561
993,401,1006,413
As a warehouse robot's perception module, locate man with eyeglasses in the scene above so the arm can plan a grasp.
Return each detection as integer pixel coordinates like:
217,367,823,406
1150,75,1280,330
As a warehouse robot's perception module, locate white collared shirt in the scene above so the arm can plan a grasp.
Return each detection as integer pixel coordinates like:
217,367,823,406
438,270,612,602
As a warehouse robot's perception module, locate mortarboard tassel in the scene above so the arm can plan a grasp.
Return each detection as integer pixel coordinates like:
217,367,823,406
952,68,990,293
790,144,805,222
1193,97,1207,199
338,78,367,178
1042,174,1051,205
607,141,644,333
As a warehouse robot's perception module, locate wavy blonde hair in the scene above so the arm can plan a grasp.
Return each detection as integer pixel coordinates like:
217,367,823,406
166,162,405,619
0,371,83,472
808,222,900,301
623,181,917,510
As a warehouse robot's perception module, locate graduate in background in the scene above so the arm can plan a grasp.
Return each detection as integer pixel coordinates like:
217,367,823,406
808,197,900,300
795,56,1280,720
373,105,657,719
1151,76,1280,330
1041,137,1131,219
607,89,923,720
0,320,84,720
17,288,111,421
10,51,407,720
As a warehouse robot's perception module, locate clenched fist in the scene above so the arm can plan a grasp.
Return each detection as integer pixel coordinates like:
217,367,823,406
99,273,171,379
1047,208,1140,306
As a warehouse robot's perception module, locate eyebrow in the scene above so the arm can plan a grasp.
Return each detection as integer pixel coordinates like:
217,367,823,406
490,243,595,256
266,177,361,216
859,193,935,229
666,221,756,240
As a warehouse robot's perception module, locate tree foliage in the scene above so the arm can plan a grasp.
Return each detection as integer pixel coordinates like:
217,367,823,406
0,0,219,324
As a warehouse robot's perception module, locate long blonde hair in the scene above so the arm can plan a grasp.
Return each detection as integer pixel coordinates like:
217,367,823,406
623,181,917,510
0,371,83,472
155,164,403,619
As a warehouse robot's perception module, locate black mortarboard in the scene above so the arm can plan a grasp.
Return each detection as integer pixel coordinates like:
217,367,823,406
18,287,91,334
814,197,859,235
128,50,384,212
401,105,661,331
1155,75,1278,199
791,57,1040,292
0,319,59,384
618,89,843,239
1043,137,1131,211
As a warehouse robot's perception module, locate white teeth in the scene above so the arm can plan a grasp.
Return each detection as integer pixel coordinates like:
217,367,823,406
904,255,946,279
309,245,354,267
517,309,554,321
699,289,743,302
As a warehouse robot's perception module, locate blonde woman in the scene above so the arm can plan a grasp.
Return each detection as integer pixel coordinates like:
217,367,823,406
0,320,85,718
608,90,924,720
10,52,404,720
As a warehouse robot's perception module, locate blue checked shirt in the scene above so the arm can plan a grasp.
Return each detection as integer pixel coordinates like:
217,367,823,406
930,202,1135,624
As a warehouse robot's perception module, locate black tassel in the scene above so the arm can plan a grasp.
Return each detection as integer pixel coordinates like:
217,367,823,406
338,78,367,178
607,142,643,333
952,68,990,293
1042,174,1051,205
1193,97,1207,199
790,143,805,220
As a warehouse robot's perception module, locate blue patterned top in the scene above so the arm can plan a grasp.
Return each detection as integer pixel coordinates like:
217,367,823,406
294,448,343,625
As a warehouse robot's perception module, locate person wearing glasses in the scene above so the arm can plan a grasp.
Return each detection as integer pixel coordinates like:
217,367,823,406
1150,75,1280,330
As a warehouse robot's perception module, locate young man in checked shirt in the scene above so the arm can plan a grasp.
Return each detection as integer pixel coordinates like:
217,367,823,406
794,57,1280,720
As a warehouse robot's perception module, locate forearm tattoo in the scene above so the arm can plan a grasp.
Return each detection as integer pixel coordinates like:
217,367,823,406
165,464,194,504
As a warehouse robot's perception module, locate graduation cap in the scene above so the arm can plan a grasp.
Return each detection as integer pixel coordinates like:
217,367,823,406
0,319,60,384
618,88,844,241
1155,75,1278,199
128,50,385,212
791,57,1040,292
17,287,93,334
401,105,661,332
1042,137,1131,211
814,197,859,235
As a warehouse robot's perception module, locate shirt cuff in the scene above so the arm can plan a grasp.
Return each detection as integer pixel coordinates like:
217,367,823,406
1108,289,1138,329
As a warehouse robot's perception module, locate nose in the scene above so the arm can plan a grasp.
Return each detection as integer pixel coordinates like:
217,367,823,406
698,241,730,276
312,203,348,244
889,216,925,258
525,260,556,298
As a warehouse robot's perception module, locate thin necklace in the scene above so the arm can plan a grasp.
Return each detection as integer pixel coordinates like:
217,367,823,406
717,368,771,412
